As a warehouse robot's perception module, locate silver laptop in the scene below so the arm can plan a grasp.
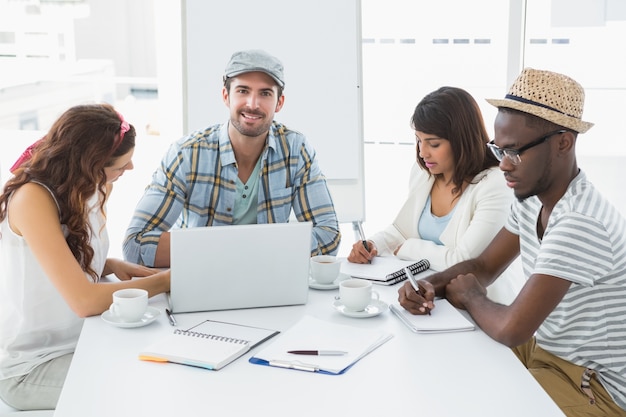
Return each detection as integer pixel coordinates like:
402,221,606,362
169,222,312,313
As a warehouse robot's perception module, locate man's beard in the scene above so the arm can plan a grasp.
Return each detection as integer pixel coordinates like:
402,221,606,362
231,111,271,138
515,162,552,202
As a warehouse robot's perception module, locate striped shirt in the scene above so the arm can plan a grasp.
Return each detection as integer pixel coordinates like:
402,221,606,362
505,170,626,410
123,121,340,266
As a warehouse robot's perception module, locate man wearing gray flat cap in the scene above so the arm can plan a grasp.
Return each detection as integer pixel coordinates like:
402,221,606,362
124,49,340,267
223,49,285,88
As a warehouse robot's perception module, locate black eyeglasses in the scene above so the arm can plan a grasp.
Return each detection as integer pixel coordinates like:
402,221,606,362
487,130,566,165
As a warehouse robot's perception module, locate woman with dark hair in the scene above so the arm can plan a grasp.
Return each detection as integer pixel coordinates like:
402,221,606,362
348,87,520,301
0,103,170,410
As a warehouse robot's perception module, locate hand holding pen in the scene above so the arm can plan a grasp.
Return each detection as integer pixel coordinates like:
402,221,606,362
347,222,376,264
348,240,377,263
401,267,433,316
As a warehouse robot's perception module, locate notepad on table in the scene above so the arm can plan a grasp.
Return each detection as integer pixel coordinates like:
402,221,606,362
249,315,393,375
341,256,430,285
139,319,279,370
390,299,475,333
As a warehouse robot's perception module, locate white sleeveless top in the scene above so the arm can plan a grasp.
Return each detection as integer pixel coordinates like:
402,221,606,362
0,184,109,379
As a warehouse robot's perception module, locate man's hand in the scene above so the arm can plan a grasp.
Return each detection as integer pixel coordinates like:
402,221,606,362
398,279,435,315
445,273,487,310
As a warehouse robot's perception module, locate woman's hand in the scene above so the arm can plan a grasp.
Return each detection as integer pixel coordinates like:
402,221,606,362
347,240,378,263
104,258,161,281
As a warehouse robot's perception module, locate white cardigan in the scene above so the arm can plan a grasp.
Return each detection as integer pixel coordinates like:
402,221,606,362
370,164,523,304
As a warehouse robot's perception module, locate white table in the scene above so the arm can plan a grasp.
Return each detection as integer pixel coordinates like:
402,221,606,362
53,283,564,417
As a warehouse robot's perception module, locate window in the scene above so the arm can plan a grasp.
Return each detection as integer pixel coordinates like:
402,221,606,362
2,0,624,256
359,0,511,240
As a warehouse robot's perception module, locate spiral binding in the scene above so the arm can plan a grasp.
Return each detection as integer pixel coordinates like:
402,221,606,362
385,259,430,281
174,329,249,345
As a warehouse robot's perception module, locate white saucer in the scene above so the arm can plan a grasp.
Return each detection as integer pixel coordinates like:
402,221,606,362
101,306,160,328
332,299,389,318
309,272,349,290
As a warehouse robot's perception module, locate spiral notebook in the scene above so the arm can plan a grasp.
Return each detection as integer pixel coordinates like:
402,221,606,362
139,319,279,370
341,257,431,285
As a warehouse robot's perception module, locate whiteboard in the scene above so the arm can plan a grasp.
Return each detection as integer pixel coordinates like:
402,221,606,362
181,0,365,223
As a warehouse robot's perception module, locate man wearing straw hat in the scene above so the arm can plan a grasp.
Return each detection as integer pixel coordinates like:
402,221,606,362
399,68,626,417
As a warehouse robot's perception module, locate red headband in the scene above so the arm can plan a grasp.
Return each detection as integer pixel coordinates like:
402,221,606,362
9,137,45,173
9,112,130,173
115,111,130,151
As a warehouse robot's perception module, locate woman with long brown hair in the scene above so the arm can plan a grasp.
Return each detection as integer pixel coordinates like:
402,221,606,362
0,103,170,410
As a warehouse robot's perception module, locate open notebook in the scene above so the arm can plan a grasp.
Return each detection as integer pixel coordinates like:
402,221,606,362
139,319,279,370
390,299,475,333
249,315,392,375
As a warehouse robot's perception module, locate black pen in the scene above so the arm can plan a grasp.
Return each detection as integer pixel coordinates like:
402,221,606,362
165,308,177,326
288,350,347,356
356,222,372,264
404,267,431,316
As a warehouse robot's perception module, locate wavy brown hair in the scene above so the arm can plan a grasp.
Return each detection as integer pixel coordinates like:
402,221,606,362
411,86,499,196
0,103,136,279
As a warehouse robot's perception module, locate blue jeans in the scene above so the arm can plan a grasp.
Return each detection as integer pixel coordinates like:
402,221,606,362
0,353,73,411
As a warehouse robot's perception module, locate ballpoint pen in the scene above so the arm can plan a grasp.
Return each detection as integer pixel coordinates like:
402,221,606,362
404,267,431,316
287,350,348,356
165,308,177,326
356,222,371,264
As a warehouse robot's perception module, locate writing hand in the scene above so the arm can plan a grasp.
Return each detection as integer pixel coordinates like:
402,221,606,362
445,273,486,310
398,279,434,315
347,240,377,264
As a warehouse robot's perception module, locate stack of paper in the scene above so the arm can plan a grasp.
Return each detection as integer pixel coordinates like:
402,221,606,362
250,315,393,374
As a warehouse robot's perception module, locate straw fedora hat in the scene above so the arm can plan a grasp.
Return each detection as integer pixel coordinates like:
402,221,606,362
487,68,594,133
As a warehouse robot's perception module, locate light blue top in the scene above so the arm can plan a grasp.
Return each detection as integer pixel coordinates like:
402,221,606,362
233,157,262,224
417,194,457,245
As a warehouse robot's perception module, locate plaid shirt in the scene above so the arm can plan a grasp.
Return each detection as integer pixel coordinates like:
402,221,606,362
123,121,340,266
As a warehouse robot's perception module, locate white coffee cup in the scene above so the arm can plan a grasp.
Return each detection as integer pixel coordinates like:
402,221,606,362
310,255,341,284
339,279,379,311
108,288,148,322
